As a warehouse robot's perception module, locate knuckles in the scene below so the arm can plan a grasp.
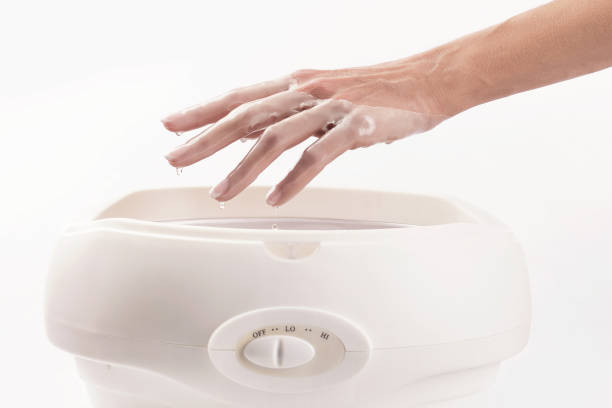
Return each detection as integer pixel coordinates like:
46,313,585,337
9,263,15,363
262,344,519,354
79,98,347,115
298,148,321,167
297,77,338,99
231,112,254,134
259,127,283,150
222,90,245,112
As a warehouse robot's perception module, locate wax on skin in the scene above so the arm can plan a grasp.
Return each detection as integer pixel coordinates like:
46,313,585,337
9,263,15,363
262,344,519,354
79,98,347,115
164,72,448,206
162,0,612,206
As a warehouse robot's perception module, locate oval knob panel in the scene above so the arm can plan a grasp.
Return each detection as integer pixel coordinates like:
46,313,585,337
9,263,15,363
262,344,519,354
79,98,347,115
243,335,315,369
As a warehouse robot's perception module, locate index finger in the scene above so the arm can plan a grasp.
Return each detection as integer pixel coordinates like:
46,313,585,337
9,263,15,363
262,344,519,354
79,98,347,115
161,76,295,132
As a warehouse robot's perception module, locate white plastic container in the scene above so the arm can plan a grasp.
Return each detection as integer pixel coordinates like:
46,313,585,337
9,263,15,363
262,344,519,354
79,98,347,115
45,186,531,408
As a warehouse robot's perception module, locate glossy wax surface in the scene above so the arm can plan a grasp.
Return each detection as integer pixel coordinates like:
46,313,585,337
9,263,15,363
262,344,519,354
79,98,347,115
160,217,411,230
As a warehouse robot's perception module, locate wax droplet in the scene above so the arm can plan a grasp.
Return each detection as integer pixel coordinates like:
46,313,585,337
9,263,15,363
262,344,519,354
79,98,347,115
175,131,183,137
240,138,247,143
176,167,183,176
219,202,225,210
272,223,278,230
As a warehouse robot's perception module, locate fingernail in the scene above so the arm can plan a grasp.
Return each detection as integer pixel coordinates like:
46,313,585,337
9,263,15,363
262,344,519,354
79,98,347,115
210,179,230,199
266,187,281,206
164,144,190,163
161,112,182,125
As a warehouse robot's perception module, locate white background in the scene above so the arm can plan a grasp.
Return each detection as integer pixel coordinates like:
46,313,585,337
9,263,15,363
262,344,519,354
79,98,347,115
1,0,610,406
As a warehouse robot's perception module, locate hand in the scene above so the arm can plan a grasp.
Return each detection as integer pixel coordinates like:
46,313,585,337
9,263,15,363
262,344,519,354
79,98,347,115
162,64,450,206
162,0,612,207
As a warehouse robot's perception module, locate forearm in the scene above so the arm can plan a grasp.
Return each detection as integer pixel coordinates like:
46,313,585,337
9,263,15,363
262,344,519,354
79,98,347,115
162,1,611,205
425,0,612,115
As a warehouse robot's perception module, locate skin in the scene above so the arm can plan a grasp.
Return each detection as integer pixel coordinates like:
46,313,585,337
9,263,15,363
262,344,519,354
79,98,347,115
162,0,612,206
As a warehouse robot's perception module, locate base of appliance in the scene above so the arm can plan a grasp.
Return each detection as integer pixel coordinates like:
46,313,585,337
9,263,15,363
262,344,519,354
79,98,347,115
77,358,498,408
421,391,494,408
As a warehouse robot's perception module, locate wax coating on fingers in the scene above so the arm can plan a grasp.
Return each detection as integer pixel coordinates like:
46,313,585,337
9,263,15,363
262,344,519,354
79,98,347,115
165,90,318,168
163,66,452,205
210,100,354,202
266,105,448,206
161,76,295,132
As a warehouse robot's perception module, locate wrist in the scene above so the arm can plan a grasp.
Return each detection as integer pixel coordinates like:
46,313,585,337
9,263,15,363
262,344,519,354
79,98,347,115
417,30,496,116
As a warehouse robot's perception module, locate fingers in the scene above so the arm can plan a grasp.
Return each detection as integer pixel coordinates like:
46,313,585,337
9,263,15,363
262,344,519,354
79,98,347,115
210,100,354,201
263,105,431,206
161,76,295,132
165,90,318,167
265,119,356,206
